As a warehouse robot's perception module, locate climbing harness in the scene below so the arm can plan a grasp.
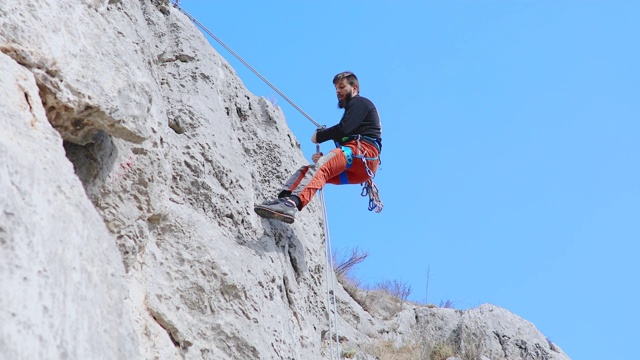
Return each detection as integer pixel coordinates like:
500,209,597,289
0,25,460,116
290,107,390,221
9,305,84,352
335,135,384,213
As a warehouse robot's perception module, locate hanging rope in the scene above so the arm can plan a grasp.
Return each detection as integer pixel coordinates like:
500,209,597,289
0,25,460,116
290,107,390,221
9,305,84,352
320,188,341,359
172,2,322,129
317,144,341,359
173,4,341,358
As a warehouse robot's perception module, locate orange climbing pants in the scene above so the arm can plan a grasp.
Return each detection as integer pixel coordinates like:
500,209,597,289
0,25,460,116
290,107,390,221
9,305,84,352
279,141,379,209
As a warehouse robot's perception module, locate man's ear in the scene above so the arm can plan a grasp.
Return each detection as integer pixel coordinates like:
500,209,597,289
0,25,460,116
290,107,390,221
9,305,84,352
353,83,359,95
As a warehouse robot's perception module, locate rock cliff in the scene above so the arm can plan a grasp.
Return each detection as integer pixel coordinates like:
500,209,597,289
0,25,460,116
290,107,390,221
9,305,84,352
0,1,571,359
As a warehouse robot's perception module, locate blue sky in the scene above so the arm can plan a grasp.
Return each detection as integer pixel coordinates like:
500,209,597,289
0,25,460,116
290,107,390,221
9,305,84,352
179,2,639,359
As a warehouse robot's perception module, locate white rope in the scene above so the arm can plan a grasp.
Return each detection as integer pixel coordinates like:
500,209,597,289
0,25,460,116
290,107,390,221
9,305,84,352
172,2,323,128
319,188,340,359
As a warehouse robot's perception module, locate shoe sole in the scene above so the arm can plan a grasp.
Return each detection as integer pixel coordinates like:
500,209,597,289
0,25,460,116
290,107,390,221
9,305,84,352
254,206,295,224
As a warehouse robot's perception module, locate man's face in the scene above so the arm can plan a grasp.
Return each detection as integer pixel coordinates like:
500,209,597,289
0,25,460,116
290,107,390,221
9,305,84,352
335,79,355,109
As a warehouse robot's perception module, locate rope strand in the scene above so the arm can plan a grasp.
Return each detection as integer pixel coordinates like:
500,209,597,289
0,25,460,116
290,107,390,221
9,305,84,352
173,3,323,129
320,189,340,359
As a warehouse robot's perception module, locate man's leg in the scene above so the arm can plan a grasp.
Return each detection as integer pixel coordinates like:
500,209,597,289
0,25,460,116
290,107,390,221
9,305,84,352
290,148,348,209
277,165,310,200
254,165,309,224
254,141,379,223
254,150,348,223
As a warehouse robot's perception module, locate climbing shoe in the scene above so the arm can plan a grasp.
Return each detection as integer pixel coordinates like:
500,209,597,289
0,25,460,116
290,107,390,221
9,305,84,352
254,197,298,224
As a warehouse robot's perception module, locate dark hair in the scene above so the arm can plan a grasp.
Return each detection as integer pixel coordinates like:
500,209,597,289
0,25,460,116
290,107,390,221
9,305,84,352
333,71,359,88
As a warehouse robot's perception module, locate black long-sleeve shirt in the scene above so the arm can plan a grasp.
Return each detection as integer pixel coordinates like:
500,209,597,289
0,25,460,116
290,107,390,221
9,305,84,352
315,95,382,149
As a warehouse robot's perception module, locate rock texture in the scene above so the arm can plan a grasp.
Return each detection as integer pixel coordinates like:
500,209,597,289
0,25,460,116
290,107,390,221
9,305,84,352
0,49,136,360
0,1,571,359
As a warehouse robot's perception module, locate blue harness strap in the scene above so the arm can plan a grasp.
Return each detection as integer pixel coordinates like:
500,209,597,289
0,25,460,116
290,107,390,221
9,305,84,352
338,146,353,184
341,146,354,169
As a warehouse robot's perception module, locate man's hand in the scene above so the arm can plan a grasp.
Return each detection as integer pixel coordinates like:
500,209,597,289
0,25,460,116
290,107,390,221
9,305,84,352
311,152,323,163
311,132,318,144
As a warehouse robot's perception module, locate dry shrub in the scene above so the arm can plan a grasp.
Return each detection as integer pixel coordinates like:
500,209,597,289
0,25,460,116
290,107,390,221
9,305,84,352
333,248,414,317
342,348,358,358
333,247,370,309
375,279,412,301
429,343,454,360
366,279,413,318
364,340,421,360
439,299,455,309
333,247,368,278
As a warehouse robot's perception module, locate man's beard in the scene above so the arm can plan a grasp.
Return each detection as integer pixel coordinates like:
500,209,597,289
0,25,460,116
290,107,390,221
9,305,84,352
338,91,353,109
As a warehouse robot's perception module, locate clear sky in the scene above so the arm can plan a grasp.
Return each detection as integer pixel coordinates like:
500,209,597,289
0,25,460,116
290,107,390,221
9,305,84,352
179,1,639,359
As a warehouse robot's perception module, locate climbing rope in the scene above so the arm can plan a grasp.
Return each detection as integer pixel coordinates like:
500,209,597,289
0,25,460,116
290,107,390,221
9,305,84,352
172,2,322,129
319,184,341,359
173,4,342,358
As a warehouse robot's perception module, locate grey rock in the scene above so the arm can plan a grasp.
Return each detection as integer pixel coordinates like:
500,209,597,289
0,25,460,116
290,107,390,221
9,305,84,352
406,304,570,360
0,51,138,360
0,1,572,359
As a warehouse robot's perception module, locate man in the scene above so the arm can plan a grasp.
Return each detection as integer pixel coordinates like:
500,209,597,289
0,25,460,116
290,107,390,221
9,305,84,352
254,71,382,224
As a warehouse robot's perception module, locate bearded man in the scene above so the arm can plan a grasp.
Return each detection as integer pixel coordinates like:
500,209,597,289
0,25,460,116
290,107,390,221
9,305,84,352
254,71,383,224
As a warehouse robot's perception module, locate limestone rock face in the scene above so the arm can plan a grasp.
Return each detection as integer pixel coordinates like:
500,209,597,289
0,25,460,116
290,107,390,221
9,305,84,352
1,0,153,145
0,1,571,359
0,52,137,360
410,304,569,360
